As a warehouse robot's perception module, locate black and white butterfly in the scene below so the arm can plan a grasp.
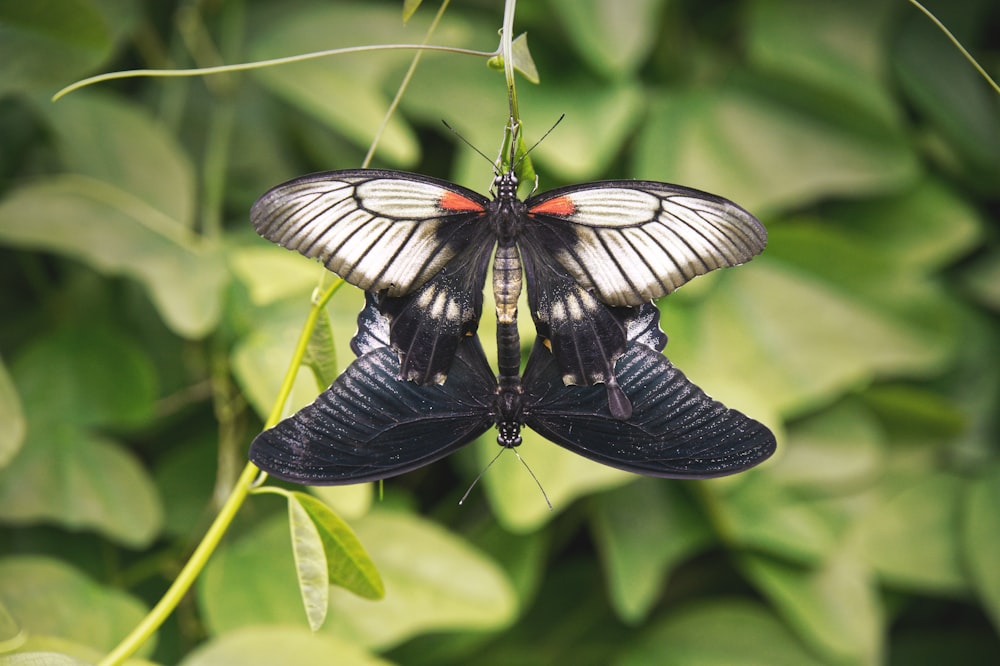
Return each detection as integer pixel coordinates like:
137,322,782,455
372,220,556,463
251,168,767,419
249,294,776,485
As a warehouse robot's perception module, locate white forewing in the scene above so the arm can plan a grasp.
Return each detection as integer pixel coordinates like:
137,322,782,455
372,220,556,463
355,178,458,219
251,171,489,296
528,182,767,306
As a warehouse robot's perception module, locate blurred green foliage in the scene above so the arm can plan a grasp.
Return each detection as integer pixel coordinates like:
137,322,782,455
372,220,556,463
1,0,999,664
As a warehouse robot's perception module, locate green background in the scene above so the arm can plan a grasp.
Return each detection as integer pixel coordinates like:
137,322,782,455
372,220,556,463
1,0,998,663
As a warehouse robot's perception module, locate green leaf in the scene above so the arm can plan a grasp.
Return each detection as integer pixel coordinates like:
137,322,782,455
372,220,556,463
661,259,948,418
401,0,423,23
0,356,26,469
747,0,899,126
590,480,713,624
767,400,885,494
633,85,918,214
3,636,157,666
963,465,1000,632
510,33,540,84
963,249,1000,312
0,598,22,650
714,474,842,564
228,246,325,308
741,549,884,664
0,324,162,545
42,92,196,229
229,288,364,419
858,471,971,593
291,491,384,600
0,0,111,95
861,384,966,443
288,492,330,631
0,556,151,656
303,308,339,391
0,177,226,338
824,180,983,273
252,63,418,167
152,436,217,539
0,428,164,548
307,484,373,522
180,626,391,666
618,599,827,666
519,80,645,181
249,2,479,167
549,0,666,79
199,509,516,650
0,652,91,666
10,323,156,430
328,510,516,648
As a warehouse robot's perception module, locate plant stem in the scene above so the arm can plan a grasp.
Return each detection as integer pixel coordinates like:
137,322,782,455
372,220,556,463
53,42,497,102
98,461,258,666
501,0,519,125
908,0,1000,96
363,0,453,168
98,280,342,666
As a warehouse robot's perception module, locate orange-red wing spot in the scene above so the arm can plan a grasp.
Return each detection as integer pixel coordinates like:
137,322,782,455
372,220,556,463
530,195,577,217
439,191,484,213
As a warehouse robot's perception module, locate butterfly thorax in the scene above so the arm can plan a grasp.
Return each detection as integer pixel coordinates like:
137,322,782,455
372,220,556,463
490,171,525,244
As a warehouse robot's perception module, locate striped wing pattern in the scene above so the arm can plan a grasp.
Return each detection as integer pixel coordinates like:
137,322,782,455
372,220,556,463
525,181,768,306
522,323,776,478
251,170,490,297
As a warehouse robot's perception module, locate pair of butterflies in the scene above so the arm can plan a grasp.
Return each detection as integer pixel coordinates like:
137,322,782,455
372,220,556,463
248,166,776,485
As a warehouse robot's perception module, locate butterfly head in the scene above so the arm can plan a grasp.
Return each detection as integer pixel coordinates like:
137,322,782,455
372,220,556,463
497,421,522,448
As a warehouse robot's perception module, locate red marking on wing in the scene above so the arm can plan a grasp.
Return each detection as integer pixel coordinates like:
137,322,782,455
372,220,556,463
438,191,484,213
530,195,577,217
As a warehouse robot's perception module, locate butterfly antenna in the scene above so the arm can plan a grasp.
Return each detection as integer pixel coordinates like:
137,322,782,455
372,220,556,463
514,449,553,511
458,448,553,511
441,120,497,169
459,447,506,506
518,113,565,165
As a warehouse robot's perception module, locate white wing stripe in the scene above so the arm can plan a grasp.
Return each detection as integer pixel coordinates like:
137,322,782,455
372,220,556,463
528,184,766,305
252,173,489,295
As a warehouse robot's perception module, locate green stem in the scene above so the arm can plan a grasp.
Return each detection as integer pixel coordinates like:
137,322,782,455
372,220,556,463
53,42,496,102
98,462,257,666
501,0,519,126
908,0,1000,95
363,0,453,168
98,281,342,666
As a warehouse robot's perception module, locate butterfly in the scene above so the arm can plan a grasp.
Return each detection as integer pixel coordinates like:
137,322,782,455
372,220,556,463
251,167,767,419
249,294,776,484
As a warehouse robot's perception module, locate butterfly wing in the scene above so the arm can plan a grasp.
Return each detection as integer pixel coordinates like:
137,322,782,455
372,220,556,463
521,304,775,478
250,296,498,485
524,181,767,306
252,169,495,384
378,240,494,384
252,169,493,295
519,238,636,419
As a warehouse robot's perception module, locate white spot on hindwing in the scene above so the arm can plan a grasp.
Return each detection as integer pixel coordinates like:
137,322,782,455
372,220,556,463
430,288,448,320
446,298,461,322
551,301,566,322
